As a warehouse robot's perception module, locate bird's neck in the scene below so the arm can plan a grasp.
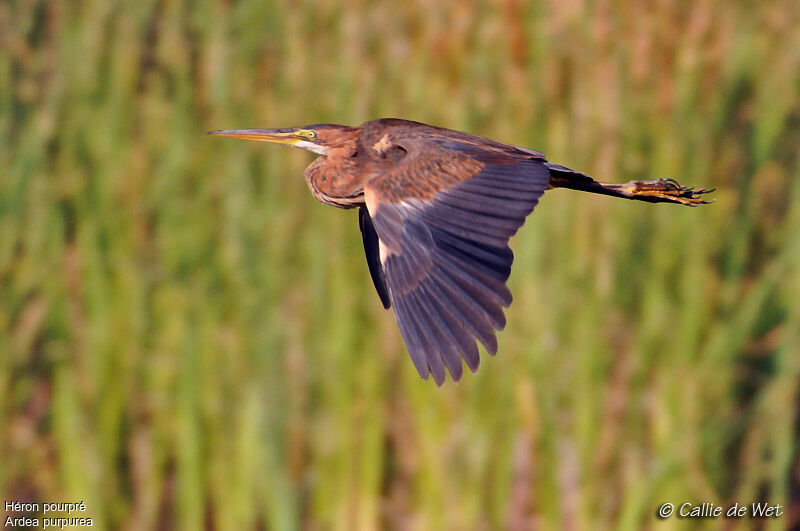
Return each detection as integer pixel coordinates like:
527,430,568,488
304,153,365,209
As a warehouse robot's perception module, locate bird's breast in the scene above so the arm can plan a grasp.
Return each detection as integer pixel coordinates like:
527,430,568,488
304,156,365,209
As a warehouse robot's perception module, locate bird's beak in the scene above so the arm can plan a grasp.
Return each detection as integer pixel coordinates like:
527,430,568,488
207,128,304,146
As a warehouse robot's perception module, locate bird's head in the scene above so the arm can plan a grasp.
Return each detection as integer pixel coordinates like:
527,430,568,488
208,124,358,156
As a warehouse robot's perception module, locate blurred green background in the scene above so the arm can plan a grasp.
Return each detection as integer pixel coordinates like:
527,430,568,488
2,0,800,529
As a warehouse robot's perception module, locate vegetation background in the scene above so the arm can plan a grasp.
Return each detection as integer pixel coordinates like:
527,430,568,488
2,0,799,529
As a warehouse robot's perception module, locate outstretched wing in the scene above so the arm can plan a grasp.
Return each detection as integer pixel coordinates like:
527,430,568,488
364,139,551,385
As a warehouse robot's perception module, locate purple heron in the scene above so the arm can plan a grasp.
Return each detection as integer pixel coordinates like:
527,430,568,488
209,118,712,385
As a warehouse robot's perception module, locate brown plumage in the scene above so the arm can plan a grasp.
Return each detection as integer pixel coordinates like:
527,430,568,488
209,118,713,385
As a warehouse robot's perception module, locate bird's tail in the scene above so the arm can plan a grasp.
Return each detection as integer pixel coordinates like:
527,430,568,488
546,163,713,206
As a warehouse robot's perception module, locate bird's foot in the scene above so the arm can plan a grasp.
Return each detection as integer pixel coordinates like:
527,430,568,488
630,178,714,206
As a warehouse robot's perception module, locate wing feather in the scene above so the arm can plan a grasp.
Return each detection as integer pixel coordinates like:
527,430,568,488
429,246,513,302
392,295,432,375
358,206,391,308
417,279,481,371
363,137,551,384
426,226,514,280
419,272,498,356
434,190,535,217
404,291,448,384
421,202,522,235
408,289,462,383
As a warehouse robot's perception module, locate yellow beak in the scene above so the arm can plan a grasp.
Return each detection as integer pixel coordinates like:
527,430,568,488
207,129,302,145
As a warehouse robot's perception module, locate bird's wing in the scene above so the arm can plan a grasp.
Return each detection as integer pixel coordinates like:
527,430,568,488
363,139,551,385
358,205,391,309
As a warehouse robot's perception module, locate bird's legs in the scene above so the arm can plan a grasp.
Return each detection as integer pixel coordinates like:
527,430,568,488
548,172,714,206
595,178,714,206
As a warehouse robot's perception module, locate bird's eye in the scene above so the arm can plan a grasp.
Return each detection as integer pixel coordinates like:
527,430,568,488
306,130,317,139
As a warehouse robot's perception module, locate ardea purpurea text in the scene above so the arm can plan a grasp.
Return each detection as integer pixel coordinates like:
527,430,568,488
210,118,712,385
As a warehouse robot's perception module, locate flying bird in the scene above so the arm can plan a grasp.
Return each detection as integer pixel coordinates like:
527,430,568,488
209,119,712,385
